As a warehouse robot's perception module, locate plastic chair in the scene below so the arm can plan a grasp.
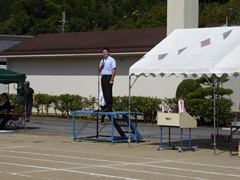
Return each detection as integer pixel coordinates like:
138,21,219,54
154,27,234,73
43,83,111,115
7,104,25,129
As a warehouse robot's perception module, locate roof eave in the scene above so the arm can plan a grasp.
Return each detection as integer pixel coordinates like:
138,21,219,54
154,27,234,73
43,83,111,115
0,52,147,58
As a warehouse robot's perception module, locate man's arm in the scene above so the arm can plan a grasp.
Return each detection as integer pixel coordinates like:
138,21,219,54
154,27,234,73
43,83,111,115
110,68,116,83
32,88,36,105
99,60,104,72
33,94,36,105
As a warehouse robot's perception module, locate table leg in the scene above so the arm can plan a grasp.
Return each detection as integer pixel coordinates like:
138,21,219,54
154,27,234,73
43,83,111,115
157,126,163,151
230,127,233,156
160,126,163,148
168,127,171,147
111,115,114,144
72,115,75,140
188,128,192,148
180,128,183,150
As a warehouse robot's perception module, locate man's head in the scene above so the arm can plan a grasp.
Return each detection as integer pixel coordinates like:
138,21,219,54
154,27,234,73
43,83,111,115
102,47,110,58
25,81,30,86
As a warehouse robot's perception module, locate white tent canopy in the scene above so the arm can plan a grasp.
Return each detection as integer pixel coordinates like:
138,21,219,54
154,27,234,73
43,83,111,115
129,27,240,78
129,27,240,155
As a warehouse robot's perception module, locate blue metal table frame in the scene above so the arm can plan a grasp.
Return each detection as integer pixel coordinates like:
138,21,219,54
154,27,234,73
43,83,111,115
157,126,196,152
71,110,142,143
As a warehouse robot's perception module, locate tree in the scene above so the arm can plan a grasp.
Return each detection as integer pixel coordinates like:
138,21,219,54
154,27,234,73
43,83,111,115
188,75,233,99
0,0,15,22
186,75,233,126
0,0,235,36
176,79,201,99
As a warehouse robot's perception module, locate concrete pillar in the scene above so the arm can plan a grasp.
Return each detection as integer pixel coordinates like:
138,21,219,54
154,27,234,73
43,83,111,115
167,0,199,35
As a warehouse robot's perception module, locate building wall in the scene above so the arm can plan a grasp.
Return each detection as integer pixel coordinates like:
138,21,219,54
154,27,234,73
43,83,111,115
0,65,7,92
7,55,182,99
167,0,199,35
223,76,240,112
7,55,240,112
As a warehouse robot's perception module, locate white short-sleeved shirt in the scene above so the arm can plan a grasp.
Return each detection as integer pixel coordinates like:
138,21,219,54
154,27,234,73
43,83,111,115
99,56,116,75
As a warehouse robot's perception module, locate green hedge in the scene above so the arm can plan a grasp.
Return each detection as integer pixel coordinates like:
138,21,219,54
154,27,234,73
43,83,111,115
8,93,233,126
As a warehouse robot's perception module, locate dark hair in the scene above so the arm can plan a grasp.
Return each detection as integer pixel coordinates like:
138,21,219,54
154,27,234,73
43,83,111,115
102,47,110,52
1,93,9,100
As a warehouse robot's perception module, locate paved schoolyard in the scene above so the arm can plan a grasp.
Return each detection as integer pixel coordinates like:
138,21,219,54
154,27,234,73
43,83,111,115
0,131,240,180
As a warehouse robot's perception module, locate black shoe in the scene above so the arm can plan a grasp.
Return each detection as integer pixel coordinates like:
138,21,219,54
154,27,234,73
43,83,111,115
103,108,112,112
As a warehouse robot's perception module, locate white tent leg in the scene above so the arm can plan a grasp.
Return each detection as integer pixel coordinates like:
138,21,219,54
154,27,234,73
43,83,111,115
24,87,27,132
128,75,139,148
213,75,217,155
128,75,131,148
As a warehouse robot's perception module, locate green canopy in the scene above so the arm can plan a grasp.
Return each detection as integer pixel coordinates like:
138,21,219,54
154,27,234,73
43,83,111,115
0,68,26,103
0,68,26,84
0,68,27,130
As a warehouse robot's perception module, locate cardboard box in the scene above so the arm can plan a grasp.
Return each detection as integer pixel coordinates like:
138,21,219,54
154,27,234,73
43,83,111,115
157,112,197,128
210,134,230,142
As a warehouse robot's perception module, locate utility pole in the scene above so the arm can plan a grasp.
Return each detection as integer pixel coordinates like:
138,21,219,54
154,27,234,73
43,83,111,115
59,12,68,33
226,7,233,27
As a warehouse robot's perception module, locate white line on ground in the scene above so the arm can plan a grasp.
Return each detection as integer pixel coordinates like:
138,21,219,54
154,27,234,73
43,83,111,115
2,146,240,171
0,162,141,180
1,149,240,179
0,146,27,149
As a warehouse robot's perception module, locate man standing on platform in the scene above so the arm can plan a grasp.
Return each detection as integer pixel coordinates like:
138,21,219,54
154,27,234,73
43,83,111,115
99,47,116,112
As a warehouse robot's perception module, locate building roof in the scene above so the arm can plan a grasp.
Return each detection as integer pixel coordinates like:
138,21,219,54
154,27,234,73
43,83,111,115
0,27,166,57
0,35,32,63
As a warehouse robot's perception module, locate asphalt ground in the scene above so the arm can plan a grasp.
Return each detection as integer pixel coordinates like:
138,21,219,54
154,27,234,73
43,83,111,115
0,117,240,180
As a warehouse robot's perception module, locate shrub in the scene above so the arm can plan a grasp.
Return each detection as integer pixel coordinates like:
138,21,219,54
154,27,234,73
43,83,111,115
176,79,201,99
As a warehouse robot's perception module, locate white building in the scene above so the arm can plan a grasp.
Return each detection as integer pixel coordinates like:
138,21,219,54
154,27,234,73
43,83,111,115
0,35,32,92
3,0,238,111
1,28,183,100
0,0,199,99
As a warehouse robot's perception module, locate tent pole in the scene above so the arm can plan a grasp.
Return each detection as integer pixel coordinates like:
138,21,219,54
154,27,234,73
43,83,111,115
97,65,100,135
128,75,139,147
24,84,27,132
128,75,132,148
213,75,217,155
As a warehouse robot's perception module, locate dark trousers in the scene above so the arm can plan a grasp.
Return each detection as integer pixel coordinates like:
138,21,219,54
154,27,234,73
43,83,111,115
101,75,113,111
26,103,33,119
